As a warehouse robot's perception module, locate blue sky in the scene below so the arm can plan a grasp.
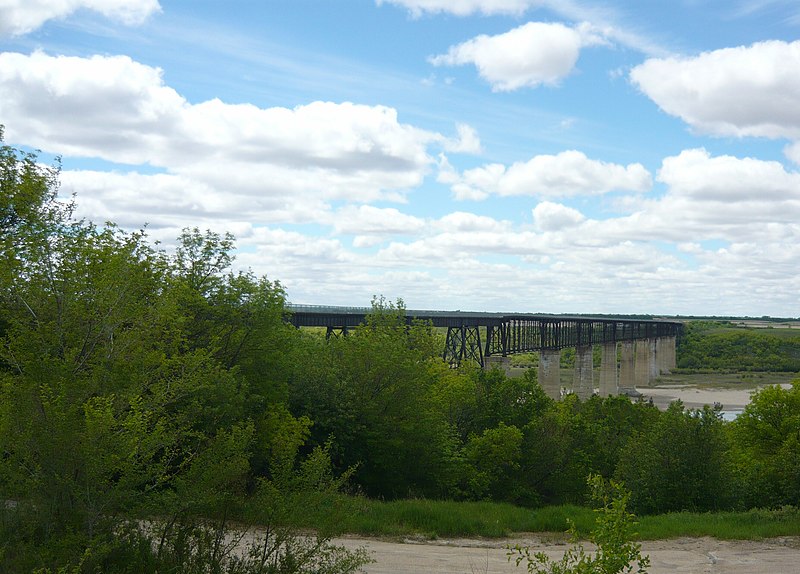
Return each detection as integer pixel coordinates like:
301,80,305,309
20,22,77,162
2,1,800,316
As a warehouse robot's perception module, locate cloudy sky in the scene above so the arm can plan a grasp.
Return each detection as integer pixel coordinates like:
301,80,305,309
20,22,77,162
2,0,800,316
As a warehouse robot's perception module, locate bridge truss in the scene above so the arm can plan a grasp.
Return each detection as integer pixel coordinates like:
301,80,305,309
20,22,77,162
287,305,682,368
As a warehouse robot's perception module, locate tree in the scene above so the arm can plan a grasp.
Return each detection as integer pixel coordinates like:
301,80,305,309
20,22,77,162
729,381,800,507
289,296,459,498
0,131,368,573
615,402,734,514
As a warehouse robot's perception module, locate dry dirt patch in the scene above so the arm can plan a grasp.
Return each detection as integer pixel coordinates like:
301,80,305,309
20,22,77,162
332,535,800,574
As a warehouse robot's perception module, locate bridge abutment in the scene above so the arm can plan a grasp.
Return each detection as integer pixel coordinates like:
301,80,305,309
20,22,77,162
573,345,594,400
539,349,561,399
599,342,618,396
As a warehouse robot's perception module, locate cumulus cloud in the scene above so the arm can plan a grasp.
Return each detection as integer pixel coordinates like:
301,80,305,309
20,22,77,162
436,211,507,232
332,205,426,236
784,141,800,165
449,150,652,200
532,201,586,231
580,148,800,247
631,40,800,140
429,22,599,91
0,0,160,37
658,148,800,201
442,123,482,154
0,51,447,220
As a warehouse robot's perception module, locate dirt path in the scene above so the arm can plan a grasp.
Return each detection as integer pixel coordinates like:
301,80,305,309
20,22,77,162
333,535,800,573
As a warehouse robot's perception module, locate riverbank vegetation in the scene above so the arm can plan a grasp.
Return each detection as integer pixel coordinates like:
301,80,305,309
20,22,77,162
2,133,800,571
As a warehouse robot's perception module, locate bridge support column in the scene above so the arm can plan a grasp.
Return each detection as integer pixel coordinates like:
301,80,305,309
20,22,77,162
539,349,561,400
573,345,594,400
661,336,677,372
599,342,618,397
619,341,635,393
634,339,652,387
649,338,659,382
484,355,511,375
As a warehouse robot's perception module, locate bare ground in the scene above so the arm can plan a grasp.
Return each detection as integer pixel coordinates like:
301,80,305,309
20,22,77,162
333,535,800,574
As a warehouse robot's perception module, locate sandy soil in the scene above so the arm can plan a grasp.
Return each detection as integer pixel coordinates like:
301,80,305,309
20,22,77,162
334,535,800,574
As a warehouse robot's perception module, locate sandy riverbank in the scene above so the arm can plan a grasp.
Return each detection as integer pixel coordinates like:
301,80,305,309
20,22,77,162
635,382,793,412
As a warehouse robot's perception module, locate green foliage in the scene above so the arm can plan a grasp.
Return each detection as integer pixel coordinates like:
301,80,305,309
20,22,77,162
509,476,650,574
615,402,734,514
729,382,800,508
678,321,800,371
0,132,367,574
289,296,459,499
463,423,524,500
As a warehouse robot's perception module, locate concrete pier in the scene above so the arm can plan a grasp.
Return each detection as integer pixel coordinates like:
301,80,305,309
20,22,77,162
483,355,511,375
573,345,594,400
662,336,677,372
649,338,659,382
599,342,618,397
635,339,652,387
539,349,561,400
619,341,635,393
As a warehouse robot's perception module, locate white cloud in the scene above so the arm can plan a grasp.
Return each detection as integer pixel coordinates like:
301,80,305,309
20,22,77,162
658,148,800,201
332,205,426,236
382,0,665,56
631,40,800,140
0,51,446,218
442,123,482,154
376,0,542,17
532,201,586,231
784,141,800,165
0,0,160,37
429,22,586,91
450,150,652,199
436,211,506,232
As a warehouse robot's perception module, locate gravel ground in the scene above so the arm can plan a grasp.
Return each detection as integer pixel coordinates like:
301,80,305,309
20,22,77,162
333,535,800,574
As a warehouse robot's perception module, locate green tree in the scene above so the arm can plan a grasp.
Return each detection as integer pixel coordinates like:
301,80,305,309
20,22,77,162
0,131,368,573
289,297,458,498
615,402,734,514
729,381,800,507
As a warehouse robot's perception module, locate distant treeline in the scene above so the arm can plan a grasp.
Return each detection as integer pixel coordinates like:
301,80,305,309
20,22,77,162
678,320,800,371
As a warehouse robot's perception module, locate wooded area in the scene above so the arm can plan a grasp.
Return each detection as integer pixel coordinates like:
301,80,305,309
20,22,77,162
2,132,800,572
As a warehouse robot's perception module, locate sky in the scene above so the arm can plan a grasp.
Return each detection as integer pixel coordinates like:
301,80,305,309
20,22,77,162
1,0,800,317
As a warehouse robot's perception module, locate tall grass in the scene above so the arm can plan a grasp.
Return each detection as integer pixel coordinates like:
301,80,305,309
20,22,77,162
281,493,800,541
638,506,800,540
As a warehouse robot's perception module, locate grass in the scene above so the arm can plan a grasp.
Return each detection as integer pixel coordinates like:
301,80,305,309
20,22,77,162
705,325,800,340
638,507,800,540
281,493,800,541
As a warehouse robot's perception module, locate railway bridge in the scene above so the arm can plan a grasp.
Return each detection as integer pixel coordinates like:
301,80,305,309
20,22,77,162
287,305,682,401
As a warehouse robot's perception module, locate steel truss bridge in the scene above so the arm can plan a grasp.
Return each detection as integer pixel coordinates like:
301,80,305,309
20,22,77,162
287,305,682,368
